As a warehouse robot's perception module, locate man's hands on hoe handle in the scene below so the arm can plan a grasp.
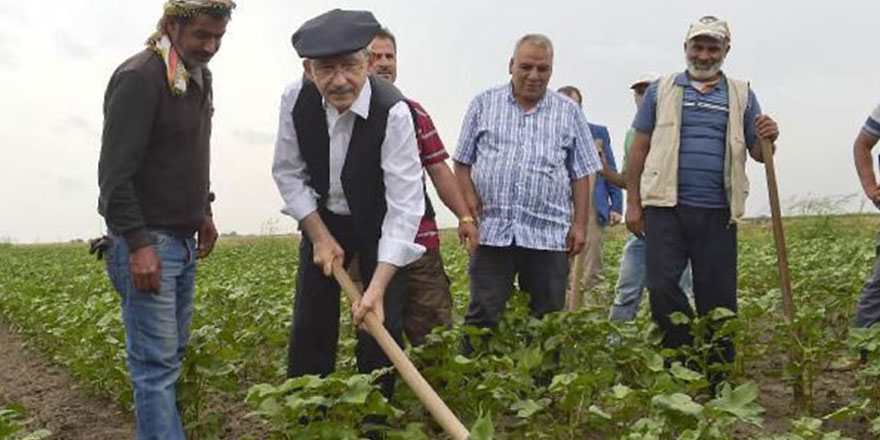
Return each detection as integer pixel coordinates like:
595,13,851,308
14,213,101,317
351,263,396,330
300,211,391,331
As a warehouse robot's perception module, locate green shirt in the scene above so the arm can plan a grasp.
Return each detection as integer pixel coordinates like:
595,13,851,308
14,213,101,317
621,128,635,175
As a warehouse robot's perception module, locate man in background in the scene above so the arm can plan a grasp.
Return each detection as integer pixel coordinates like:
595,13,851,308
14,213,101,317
557,85,622,310
367,27,479,346
600,74,694,322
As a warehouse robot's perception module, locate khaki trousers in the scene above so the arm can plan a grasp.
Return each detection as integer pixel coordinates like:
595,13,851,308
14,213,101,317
567,180,606,310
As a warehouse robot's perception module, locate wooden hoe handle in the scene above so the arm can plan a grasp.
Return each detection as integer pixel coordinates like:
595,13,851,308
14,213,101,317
332,261,471,440
760,138,796,319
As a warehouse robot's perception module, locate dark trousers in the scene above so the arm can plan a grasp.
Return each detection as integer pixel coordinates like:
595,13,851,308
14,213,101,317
855,230,880,329
287,212,406,398
464,245,569,330
645,206,737,366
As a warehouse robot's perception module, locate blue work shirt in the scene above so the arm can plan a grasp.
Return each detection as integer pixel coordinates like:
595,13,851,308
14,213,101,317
589,123,622,225
632,72,761,208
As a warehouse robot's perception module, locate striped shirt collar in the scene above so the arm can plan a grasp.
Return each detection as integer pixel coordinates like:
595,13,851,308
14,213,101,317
675,71,727,93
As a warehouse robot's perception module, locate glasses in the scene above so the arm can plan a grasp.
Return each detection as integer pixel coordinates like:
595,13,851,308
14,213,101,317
312,61,365,79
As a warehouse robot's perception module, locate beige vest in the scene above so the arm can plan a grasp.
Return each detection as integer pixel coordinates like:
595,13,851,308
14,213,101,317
640,74,751,221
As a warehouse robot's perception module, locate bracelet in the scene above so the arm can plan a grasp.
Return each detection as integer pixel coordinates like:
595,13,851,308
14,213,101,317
459,216,476,224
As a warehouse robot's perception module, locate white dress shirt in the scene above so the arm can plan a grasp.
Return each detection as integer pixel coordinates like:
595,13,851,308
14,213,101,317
272,79,425,267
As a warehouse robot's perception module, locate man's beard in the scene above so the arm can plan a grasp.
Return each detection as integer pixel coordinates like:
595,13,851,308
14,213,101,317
686,56,724,80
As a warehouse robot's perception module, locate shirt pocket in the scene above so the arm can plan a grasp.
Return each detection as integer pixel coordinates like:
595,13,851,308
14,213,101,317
538,131,570,171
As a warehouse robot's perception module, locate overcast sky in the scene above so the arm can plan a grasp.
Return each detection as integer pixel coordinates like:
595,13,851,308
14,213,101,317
2,0,879,243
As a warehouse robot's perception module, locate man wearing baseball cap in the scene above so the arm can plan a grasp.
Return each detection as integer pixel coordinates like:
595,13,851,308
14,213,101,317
602,73,694,322
625,16,779,387
272,9,425,398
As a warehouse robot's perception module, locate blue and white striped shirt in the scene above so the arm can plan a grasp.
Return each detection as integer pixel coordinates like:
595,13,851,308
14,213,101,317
454,84,601,251
863,101,880,138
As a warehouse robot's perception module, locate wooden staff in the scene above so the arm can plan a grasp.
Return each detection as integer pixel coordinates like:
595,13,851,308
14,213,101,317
332,261,471,440
760,138,795,319
760,137,803,402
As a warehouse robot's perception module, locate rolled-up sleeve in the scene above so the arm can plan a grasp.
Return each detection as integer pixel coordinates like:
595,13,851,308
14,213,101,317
378,101,426,266
272,81,319,221
567,107,601,180
864,101,880,138
453,95,483,165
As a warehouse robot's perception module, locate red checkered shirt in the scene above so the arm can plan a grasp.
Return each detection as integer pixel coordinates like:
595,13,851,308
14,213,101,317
406,99,449,251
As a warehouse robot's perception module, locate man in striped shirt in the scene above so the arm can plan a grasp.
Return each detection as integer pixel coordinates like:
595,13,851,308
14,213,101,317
453,34,601,350
853,101,880,348
368,28,479,346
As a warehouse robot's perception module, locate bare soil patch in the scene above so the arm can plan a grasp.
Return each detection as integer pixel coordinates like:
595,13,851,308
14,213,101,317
0,321,133,439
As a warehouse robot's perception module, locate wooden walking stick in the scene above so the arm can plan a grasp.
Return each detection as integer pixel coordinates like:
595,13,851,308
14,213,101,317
332,261,471,440
760,137,803,401
760,138,796,319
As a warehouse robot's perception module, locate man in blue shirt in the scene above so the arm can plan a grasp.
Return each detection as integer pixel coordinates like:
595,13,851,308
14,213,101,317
595,74,694,322
557,85,622,310
853,100,880,360
454,34,601,351
625,16,779,387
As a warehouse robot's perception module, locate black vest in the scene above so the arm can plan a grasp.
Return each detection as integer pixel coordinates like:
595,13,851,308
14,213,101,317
293,76,434,244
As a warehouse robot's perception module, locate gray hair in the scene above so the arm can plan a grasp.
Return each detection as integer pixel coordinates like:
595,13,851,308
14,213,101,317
512,34,554,58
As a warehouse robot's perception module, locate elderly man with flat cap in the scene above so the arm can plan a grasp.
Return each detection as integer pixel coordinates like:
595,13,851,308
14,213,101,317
96,1,234,438
272,9,425,398
626,16,779,388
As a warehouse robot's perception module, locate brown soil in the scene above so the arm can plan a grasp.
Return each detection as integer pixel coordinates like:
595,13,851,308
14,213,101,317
732,353,873,439
0,321,133,439
0,321,268,440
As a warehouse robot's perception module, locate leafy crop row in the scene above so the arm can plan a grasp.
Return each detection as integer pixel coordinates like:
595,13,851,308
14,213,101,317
0,217,878,438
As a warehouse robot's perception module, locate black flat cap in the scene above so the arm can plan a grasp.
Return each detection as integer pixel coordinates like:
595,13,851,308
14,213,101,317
291,9,380,59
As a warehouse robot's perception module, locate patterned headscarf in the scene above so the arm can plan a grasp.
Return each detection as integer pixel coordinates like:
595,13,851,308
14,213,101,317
162,0,237,19
146,0,236,96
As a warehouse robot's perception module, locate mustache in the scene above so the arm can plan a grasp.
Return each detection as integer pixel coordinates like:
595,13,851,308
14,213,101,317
327,86,354,96
687,55,724,70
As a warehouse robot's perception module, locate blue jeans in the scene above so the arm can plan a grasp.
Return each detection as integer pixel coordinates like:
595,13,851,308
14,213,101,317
609,234,693,321
105,230,196,440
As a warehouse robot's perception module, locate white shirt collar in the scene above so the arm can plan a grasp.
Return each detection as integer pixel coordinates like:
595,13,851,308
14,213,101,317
322,78,372,119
